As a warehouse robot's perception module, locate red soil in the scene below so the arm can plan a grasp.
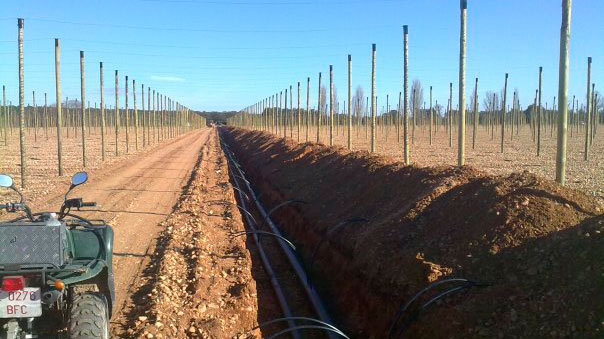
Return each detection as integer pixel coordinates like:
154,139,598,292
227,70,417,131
221,127,603,339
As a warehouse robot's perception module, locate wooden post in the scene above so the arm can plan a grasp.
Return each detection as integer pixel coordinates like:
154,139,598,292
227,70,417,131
306,77,310,142
533,90,537,141
148,87,151,144
448,83,453,147
429,86,433,145
472,77,478,149
297,81,301,142
160,93,163,141
290,85,293,138
329,65,334,146
591,87,596,143
125,76,129,153
403,25,409,164
371,44,376,153
458,1,467,166
133,79,138,150
283,89,287,138
317,72,321,142
511,91,516,139
65,97,69,139
17,18,27,187
115,70,119,156
141,83,145,147
158,92,161,141
87,101,90,136
33,91,37,142
398,92,402,143
570,95,575,137
99,62,106,161
347,55,352,150
552,96,556,138
80,51,86,167
55,39,63,175
556,0,571,184
32,91,37,142
538,66,543,156
270,95,274,134
153,90,156,143
584,57,591,160
591,86,596,144
501,73,508,153
3,86,6,146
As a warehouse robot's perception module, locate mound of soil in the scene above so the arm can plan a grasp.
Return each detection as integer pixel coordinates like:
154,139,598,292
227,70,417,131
221,127,604,339
115,131,263,339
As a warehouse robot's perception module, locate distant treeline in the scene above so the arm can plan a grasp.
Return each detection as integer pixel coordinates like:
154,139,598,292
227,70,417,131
194,111,238,124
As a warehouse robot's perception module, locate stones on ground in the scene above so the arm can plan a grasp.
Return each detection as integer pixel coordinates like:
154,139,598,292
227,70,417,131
120,132,261,338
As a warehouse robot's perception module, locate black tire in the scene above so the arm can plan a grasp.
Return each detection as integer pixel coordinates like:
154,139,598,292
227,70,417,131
68,292,109,339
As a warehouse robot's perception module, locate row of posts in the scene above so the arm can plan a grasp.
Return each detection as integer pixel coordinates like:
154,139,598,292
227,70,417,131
229,1,589,187
7,18,206,189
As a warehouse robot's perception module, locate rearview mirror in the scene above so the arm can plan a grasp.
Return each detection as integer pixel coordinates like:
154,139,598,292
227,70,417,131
0,175,14,188
71,172,88,186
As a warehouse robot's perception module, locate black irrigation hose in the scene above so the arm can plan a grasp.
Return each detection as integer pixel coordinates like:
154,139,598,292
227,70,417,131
421,285,469,310
233,174,250,185
267,325,350,339
391,285,472,338
205,200,259,226
232,231,297,251
387,278,487,338
262,199,308,229
266,200,308,219
307,217,369,287
230,186,250,201
220,132,340,339
250,316,347,336
222,144,301,339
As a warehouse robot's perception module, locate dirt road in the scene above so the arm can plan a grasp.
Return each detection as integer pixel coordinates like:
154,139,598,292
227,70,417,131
3,128,212,319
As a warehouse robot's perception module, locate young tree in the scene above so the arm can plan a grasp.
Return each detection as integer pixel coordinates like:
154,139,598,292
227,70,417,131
353,86,365,116
483,91,500,111
411,80,424,117
320,85,327,116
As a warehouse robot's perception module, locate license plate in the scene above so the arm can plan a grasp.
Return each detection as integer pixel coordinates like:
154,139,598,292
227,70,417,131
0,288,42,318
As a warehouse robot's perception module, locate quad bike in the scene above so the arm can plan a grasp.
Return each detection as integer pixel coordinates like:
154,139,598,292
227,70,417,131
0,172,114,338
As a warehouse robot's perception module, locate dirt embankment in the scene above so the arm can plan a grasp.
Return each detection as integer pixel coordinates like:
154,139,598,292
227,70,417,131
222,127,604,339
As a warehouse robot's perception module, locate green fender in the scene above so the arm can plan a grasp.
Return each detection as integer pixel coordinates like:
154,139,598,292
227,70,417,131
59,225,115,315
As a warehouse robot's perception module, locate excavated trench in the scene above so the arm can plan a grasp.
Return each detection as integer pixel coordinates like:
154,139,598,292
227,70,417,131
221,127,604,339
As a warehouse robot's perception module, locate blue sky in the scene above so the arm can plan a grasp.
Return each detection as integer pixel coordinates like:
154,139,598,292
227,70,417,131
0,0,602,112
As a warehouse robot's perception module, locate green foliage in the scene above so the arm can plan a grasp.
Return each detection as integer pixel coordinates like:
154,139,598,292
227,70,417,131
195,111,238,124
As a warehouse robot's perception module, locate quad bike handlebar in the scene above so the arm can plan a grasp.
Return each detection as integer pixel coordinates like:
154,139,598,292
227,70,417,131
0,202,34,220
0,172,96,224
0,202,26,211
62,198,97,210
58,198,97,221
